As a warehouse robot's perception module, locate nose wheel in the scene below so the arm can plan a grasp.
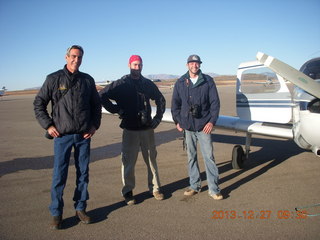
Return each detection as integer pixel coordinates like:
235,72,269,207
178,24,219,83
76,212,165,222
232,145,245,169
231,133,252,169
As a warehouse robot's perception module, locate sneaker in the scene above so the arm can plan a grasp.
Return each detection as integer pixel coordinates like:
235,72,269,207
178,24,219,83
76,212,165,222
153,191,164,200
184,188,199,196
76,210,92,224
210,193,223,200
124,191,136,205
50,215,62,230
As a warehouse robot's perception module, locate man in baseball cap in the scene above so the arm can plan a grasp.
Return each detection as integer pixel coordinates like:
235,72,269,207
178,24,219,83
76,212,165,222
171,54,223,200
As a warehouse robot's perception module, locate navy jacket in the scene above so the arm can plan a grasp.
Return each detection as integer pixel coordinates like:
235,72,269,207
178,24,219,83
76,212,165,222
99,74,166,130
34,65,102,134
171,70,220,132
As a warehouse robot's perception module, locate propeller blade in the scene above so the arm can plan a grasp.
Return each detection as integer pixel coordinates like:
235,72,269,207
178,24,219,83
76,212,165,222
256,52,320,99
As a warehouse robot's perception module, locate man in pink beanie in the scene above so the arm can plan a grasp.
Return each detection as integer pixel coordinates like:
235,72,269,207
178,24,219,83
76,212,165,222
100,55,166,205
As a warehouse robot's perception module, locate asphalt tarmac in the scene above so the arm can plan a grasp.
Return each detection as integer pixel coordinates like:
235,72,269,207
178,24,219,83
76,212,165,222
0,86,319,240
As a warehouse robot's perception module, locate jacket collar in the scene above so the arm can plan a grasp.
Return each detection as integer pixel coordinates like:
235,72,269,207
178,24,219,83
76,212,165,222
63,65,80,80
123,74,147,83
180,70,206,88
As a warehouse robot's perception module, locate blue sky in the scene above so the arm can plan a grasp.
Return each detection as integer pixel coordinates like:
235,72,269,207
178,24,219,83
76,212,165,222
0,0,319,90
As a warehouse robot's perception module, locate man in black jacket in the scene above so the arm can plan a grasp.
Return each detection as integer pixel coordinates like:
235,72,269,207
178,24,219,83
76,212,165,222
34,45,101,229
99,55,166,205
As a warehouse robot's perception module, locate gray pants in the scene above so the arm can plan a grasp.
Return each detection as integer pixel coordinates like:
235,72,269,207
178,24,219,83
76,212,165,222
121,128,161,196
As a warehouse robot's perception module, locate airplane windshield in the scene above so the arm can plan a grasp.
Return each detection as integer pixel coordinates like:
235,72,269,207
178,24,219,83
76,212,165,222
300,57,320,80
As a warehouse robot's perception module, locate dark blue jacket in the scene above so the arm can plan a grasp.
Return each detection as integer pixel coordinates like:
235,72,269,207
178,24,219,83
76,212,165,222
171,70,220,132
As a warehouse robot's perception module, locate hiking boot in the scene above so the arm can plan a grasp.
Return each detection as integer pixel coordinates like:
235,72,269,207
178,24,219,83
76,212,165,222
50,215,62,230
76,210,91,224
124,191,136,205
209,193,223,200
184,188,199,196
153,191,164,200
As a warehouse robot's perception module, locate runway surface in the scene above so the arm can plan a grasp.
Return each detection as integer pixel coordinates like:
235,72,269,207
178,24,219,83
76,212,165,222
0,86,319,240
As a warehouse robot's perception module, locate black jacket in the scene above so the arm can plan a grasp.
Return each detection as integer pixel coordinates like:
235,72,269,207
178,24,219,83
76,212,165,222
34,65,101,134
99,74,166,130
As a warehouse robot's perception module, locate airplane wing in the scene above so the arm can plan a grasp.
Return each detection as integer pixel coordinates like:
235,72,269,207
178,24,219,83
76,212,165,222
216,115,293,139
155,107,293,139
103,103,294,170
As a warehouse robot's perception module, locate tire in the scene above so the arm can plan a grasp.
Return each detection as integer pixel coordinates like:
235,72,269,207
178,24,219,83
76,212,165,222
232,145,244,169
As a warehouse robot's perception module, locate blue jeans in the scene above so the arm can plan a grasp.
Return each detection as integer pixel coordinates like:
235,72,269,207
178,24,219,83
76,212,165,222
49,134,91,216
185,130,220,194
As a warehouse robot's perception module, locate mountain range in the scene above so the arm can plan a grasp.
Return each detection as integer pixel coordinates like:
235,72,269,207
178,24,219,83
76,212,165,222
26,73,221,90
145,73,219,80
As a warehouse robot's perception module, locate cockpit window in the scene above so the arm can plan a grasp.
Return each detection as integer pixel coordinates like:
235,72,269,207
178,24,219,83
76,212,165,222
300,58,320,80
240,67,280,93
308,99,320,113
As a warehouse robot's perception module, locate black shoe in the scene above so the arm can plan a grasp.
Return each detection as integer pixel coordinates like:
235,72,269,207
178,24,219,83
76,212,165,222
76,210,91,224
51,215,62,230
124,191,136,205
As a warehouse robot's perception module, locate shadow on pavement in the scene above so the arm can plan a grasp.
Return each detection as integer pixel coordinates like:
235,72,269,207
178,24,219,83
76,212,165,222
58,132,304,227
0,129,180,176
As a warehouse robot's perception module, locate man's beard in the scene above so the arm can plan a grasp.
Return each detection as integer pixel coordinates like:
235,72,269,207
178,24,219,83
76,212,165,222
130,69,141,79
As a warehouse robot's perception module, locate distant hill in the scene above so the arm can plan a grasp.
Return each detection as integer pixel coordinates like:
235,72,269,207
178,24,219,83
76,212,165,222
25,72,230,90
145,74,180,80
25,87,40,90
145,72,219,80
205,72,220,77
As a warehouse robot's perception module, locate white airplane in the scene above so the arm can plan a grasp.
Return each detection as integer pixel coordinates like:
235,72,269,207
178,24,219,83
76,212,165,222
102,52,320,169
216,52,320,169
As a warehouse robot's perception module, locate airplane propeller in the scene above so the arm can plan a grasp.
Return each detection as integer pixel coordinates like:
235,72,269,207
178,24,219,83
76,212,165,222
256,52,320,99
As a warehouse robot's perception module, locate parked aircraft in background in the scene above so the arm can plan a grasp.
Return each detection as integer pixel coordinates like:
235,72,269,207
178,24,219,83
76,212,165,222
0,87,7,97
102,53,320,169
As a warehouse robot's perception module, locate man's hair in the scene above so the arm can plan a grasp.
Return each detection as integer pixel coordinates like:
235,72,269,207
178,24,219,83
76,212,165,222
66,45,84,56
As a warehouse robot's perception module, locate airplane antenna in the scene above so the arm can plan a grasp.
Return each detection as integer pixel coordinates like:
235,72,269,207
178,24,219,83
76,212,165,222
308,50,320,57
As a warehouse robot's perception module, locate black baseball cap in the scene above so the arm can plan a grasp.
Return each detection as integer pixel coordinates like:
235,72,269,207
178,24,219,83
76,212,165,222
187,54,202,64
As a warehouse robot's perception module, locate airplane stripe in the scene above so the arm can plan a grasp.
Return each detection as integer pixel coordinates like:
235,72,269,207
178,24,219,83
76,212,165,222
237,105,292,108
237,101,292,104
